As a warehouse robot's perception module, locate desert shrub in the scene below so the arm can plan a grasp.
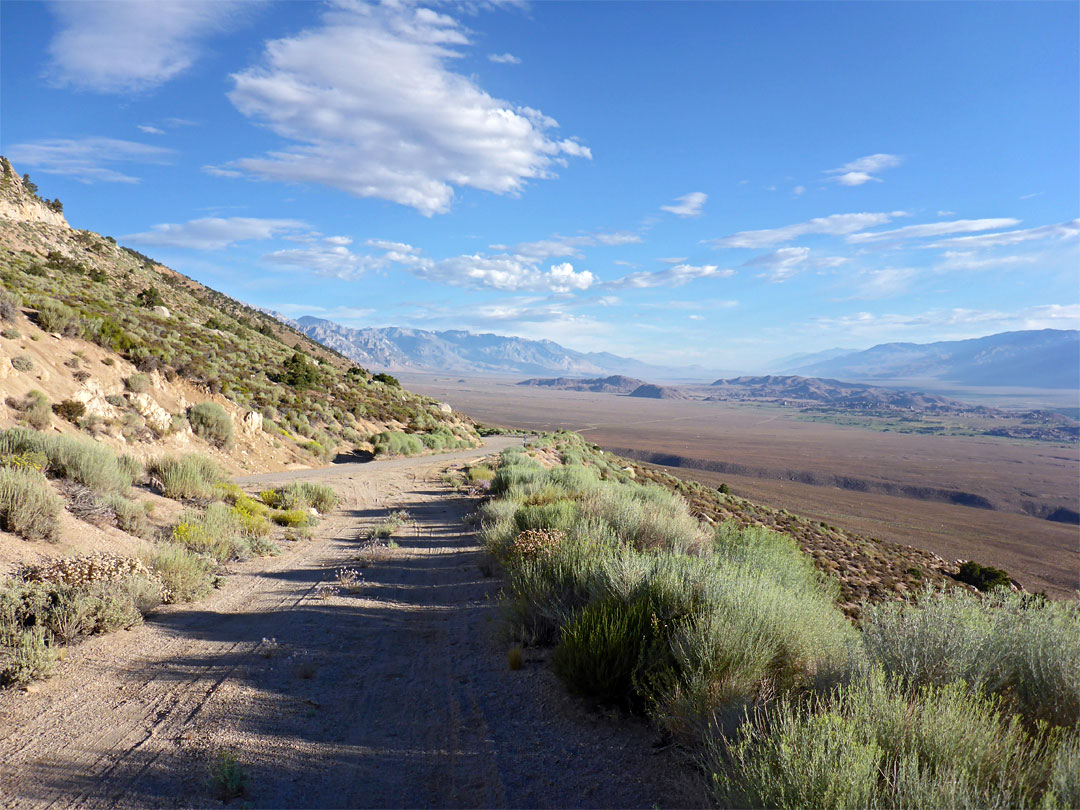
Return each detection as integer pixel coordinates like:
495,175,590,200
7,390,51,429
187,402,233,448
466,464,495,483
1,328,20,339
0,467,62,541
955,560,1011,592
271,509,310,528
34,299,76,333
0,428,134,494
279,481,339,513
124,373,151,393
259,488,283,509
106,494,150,536
0,292,18,322
371,430,424,457
371,509,408,538
147,453,222,500
172,504,249,562
0,626,56,686
10,354,33,372
860,587,1080,727
372,372,399,387
136,286,164,308
709,670,1063,809
145,544,214,603
52,399,86,423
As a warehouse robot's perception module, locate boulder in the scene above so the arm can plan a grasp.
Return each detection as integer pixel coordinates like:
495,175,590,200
241,410,263,436
438,402,453,414
127,392,173,434
72,379,120,420
153,306,170,317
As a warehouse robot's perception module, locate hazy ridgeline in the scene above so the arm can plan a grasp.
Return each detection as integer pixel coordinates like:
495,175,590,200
481,433,1080,809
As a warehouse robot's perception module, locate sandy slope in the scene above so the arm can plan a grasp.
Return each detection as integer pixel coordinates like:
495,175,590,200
0,438,694,809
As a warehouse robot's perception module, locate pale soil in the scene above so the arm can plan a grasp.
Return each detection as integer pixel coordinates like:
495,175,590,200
0,438,697,809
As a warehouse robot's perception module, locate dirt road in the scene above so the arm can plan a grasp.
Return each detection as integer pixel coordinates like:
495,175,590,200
0,439,692,808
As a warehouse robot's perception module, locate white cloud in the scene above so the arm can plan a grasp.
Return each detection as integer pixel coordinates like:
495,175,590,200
497,231,641,259
926,219,1080,249
743,246,849,282
825,153,902,186
660,191,707,217
657,257,687,264
845,267,921,300
688,315,705,321
607,263,734,289
488,52,521,64
793,185,806,196
264,243,382,279
46,0,249,93
712,212,904,249
137,125,165,135
848,218,1021,244
811,304,1080,336
221,3,589,215
937,210,956,217
414,254,595,292
124,217,307,250
7,137,174,183
937,251,1039,271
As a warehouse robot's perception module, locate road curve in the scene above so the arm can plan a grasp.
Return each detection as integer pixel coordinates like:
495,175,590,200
232,435,523,486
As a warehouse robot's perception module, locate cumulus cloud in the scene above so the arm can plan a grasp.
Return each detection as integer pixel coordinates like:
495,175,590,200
220,3,589,215
7,137,174,183
488,52,521,64
825,153,902,186
848,218,1021,244
414,254,595,292
660,191,707,217
123,217,307,250
607,263,734,289
712,212,904,249
46,0,249,93
926,219,1080,249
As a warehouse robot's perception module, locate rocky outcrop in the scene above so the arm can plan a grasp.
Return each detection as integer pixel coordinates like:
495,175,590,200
241,411,263,436
127,393,173,434
71,380,121,421
0,159,69,229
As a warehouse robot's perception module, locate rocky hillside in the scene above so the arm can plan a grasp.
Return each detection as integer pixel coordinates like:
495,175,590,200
0,157,478,473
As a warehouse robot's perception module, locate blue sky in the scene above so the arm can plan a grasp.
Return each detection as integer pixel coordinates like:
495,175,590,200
3,0,1077,369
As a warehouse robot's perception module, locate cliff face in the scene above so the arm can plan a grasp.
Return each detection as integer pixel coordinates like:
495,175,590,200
0,159,70,229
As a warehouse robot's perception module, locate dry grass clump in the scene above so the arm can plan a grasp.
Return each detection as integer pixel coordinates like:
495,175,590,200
147,453,223,500
509,528,565,561
0,466,62,541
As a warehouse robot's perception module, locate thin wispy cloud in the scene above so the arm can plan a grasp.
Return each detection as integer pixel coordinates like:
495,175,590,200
848,218,1021,244
8,137,174,183
488,52,521,64
825,153,902,186
46,0,251,93
712,212,905,249
124,217,307,250
219,3,589,215
137,125,165,135
926,219,1080,249
606,263,734,289
660,191,707,217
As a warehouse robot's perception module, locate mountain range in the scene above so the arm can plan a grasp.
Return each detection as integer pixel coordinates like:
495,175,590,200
277,312,1079,391
283,315,731,379
786,329,1080,389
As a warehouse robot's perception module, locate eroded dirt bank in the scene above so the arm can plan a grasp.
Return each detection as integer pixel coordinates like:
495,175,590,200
0,440,694,808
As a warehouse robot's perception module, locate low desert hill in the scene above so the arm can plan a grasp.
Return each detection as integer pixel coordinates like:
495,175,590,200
789,329,1080,389
517,375,645,393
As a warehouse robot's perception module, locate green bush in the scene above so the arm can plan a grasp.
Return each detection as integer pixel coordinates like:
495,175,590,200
709,670,1064,809
187,402,233,448
271,509,310,528
10,354,33,372
0,626,56,686
8,390,51,429
171,504,249,562
145,544,214,603
0,466,62,541
52,399,86,422
279,481,339,513
0,428,135,494
147,453,222,500
860,587,1080,727
371,430,424,457
124,373,151,393
34,299,76,333
955,560,1011,592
